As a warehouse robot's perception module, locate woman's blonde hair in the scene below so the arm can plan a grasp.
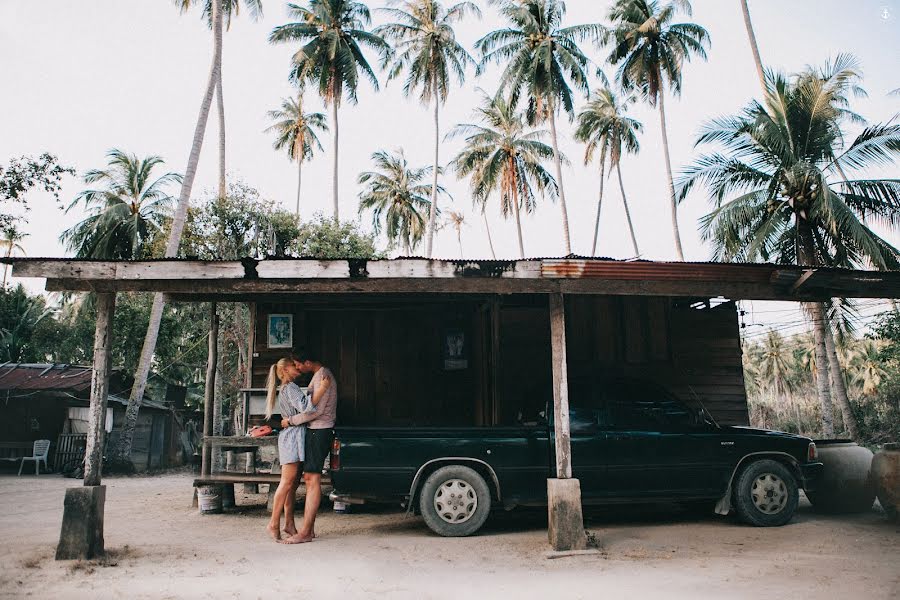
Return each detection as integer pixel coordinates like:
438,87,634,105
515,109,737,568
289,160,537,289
265,357,294,419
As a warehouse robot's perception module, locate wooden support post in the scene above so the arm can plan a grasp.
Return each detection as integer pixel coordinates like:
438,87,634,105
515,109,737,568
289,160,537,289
57,292,114,560
489,297,501,426
84,293,115,486
201,303,218,477
549,293,572,479
547,292,586,551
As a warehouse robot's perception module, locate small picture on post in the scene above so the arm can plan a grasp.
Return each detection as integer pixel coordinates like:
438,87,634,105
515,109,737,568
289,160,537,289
267,314,293,348
443,329,467,370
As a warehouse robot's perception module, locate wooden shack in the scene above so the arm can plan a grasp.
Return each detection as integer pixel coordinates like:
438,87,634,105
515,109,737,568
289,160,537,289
9,256,900,554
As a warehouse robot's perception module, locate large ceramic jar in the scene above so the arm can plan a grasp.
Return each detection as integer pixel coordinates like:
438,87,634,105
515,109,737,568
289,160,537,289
806,440,875,513
871,442,899,521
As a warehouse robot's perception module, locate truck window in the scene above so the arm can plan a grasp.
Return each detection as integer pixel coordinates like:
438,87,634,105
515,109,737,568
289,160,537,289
606,382,692,430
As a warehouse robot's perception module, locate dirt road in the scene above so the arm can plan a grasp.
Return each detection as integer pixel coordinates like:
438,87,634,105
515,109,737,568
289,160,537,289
0,472,896,599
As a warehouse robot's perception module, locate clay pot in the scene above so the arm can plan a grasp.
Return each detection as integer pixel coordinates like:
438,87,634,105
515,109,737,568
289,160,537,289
870,443,900,522
806,440,875,513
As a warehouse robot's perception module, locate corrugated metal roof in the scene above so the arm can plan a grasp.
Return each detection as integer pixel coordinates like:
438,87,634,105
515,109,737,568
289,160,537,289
0,363,168,411
0,363,93,392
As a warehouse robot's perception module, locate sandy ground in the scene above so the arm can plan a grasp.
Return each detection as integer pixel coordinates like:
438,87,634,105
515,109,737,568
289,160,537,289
0,471,897,600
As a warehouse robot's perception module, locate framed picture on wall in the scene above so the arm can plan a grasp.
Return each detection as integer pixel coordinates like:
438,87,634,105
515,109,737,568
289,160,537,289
443,329,467,370
267,314,293,348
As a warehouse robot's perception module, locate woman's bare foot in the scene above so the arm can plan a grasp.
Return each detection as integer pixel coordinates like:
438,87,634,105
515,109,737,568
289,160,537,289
283,525,298,537
278,532,313,544
267,523,282,541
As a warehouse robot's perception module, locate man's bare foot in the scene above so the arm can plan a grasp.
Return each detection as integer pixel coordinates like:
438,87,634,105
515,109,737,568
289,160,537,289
278,533,313,544
267,523,282,541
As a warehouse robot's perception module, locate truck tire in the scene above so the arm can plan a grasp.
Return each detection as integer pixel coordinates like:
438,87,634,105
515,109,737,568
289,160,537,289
733,459,799,527
419,465,491,537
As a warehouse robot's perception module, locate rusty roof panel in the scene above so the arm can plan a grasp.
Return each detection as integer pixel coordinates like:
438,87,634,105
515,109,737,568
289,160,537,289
0,364,94,392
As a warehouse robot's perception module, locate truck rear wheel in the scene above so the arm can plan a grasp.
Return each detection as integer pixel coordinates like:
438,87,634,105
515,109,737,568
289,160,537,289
733,459,799,527
419,465,491,537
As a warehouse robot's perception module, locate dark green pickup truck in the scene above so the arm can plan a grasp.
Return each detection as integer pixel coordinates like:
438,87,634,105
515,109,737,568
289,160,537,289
329,380,823,537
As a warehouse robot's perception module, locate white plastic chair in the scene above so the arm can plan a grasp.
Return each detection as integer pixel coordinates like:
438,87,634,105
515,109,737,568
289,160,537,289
18,440,51,476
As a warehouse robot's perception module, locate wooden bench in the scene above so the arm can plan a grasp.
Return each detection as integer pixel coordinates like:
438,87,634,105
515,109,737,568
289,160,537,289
0,442,34,464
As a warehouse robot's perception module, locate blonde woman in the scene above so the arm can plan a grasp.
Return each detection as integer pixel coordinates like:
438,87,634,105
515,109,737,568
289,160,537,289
264,357,313,541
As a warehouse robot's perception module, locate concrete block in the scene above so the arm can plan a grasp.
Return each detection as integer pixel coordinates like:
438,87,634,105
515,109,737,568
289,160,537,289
547,478,587,551
56,485,106,560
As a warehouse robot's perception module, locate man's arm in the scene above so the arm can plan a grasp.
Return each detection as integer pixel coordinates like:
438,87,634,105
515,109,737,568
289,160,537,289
309,374,331,406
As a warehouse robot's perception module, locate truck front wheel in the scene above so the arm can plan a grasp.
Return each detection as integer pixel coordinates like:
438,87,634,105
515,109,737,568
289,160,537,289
419,465,491,537
733,459,799,527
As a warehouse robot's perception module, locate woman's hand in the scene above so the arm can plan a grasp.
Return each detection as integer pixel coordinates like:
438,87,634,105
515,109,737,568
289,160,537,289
280,418,290,429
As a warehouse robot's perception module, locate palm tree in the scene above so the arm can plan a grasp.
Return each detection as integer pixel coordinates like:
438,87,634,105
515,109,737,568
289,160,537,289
119,0,224,465
376,1,480,258
446,210,466,258
758,330,801,424
574,88,642,256
357,149,442,255
265,94,328,216
448,92,560,259
176,0,264,198
738,0,765,92
604,0,710,260
270,0,389,221
677,62,900,436
480,205,497,259
476,0,601,255
849,340,887,396
61,150,182,260
1,226,26,288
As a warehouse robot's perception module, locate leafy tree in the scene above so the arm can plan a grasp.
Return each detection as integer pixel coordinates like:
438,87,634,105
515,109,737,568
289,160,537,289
292,213,380,258
678,58,900,435
61,149,182,259
449,92,559,258
269,0,390,220
477,0,600,255
0,285,52,362
358,149,442,255
376,0,480,257
0,153,73,231
604,0,709,260
574,88,642,256
265,94,328,216
180,181,301,259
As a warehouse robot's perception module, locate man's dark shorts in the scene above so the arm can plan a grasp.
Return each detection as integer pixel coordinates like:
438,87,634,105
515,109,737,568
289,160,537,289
304,428,334,474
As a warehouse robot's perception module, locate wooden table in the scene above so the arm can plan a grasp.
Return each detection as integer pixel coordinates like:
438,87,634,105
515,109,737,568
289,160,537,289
0,442,34,462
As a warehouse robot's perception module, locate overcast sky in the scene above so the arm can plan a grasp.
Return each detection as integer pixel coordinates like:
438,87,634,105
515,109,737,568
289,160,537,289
2,0,898,326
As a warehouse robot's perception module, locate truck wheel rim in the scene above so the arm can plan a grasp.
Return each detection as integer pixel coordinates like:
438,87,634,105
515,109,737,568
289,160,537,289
433,479,478,525
750,473,788,514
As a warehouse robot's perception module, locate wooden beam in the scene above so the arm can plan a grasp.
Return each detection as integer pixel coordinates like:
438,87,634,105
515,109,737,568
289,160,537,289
549,293,572,479
790,269,819,294
83,293,115,487
201,303,218,477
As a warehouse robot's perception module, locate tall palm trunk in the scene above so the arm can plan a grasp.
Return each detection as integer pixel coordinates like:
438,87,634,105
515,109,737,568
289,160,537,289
591,146,607,256
295,159,303,218
510,159,525,258
2,242,12,287
216,67,226,199
824,321,859,439
425,91,440,258
616,161,640,257
116,0,223,463
482,209,496,259
739,0,766,92
456,228,463,258
548,107,572,255
656,84,685,261
331,92,340,221
808,301,835,436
